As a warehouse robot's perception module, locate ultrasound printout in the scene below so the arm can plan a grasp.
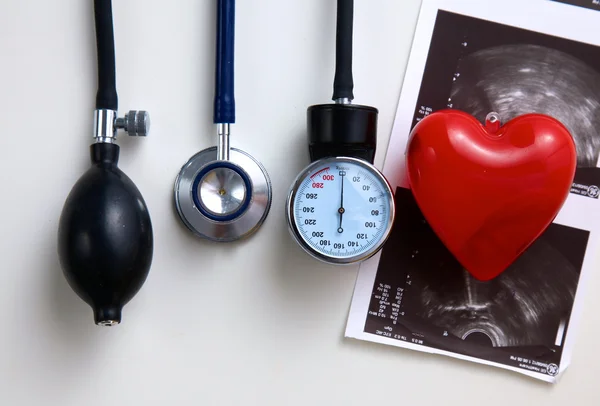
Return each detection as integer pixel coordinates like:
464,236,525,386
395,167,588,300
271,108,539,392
551,0,600,12
345,0,600,383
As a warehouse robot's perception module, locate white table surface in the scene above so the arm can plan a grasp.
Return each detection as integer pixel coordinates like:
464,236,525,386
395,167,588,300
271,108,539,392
1,0,599,404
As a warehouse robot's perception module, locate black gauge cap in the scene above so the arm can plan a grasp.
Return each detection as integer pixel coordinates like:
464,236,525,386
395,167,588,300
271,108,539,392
307,103,378,164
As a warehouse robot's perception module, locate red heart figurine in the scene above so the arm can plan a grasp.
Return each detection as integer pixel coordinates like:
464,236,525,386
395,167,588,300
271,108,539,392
406,110,576,281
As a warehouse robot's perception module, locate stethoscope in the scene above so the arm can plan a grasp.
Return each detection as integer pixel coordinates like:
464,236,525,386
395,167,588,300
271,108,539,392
174,0,272,242
57,0,153,326
286,0,395,265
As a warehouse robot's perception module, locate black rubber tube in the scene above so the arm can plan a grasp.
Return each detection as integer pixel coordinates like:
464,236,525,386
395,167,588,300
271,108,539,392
332,0,354,101
94,0,118,110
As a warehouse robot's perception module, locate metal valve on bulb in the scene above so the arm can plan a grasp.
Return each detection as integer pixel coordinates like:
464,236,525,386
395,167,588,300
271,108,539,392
93,109,150,143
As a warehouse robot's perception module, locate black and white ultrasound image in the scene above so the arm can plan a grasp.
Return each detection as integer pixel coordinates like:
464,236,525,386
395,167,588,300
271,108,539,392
363,11,599,372
412,10,600,186
363,188,590,372
361,8,600,375
551,0,600,11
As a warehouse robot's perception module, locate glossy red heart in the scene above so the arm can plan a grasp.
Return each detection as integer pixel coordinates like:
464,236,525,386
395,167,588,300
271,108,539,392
406,110,576,281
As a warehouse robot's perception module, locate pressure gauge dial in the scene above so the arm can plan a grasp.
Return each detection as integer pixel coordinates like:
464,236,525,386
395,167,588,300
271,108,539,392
286,156,395,265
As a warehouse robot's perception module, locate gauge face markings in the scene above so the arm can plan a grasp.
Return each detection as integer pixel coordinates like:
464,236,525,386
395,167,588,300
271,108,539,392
291,159,392,261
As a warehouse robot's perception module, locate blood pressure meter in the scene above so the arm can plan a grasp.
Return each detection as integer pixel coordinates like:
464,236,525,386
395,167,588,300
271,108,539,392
287,157,394,264
286,0,395,265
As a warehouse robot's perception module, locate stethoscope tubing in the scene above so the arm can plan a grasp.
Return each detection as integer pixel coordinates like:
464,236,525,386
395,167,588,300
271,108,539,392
214,0,235,161
214,0,235,125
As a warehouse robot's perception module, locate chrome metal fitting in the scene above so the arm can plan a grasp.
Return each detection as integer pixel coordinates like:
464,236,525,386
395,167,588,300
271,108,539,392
217,123,230,161
93,109,117,143
334,97,352,105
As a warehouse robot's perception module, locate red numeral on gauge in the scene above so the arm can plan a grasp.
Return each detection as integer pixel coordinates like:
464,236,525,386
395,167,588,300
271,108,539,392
322,175,335,181
312,183,324,188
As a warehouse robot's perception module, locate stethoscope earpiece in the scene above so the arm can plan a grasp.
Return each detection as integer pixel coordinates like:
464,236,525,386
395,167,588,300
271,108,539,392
174,0,272,242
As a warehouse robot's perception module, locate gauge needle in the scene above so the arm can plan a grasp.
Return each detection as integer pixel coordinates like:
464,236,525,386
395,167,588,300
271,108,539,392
338,173,345,233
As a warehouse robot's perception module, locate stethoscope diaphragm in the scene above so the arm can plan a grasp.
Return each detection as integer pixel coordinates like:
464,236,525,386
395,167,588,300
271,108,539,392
174,147,271,242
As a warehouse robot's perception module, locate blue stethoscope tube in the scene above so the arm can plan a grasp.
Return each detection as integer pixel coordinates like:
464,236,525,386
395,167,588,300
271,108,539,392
214,0,235,125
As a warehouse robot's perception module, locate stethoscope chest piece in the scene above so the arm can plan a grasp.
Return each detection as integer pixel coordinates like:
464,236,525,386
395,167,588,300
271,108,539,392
174,0,272,242
174,146,271,242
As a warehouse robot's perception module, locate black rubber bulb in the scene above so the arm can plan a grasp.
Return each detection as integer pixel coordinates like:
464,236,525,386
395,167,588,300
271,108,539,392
58,142,153,325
